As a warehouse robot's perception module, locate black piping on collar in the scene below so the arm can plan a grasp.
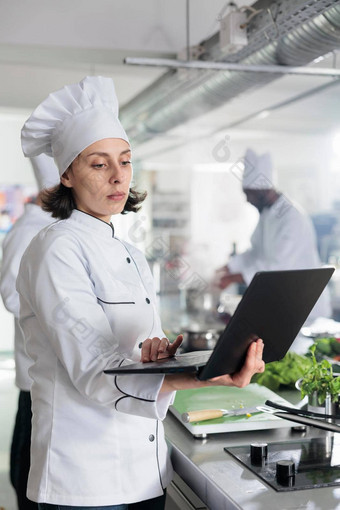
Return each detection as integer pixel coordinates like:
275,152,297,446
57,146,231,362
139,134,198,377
74,209,115,237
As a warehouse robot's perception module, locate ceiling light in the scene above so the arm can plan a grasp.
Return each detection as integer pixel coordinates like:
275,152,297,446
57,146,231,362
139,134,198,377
257,110,270,120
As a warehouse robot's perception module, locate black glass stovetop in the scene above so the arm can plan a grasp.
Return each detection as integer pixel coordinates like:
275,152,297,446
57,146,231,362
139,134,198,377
224,435,340,492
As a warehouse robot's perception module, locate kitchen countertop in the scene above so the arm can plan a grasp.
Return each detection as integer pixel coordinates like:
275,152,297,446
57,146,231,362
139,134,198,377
160,293,340,508
164,393,340,510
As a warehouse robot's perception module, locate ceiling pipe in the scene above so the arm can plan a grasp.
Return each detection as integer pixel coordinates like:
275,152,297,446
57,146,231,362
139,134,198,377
124,56,340,77
121,2,340,146
135,77,340,162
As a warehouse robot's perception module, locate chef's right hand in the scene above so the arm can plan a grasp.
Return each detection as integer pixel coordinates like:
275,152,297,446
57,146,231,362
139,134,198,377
140,335,183,362
213,266,232,289
214,266,244,289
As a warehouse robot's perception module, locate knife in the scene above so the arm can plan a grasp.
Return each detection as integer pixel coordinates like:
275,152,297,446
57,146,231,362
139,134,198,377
273,412,340,433
181,406,261,423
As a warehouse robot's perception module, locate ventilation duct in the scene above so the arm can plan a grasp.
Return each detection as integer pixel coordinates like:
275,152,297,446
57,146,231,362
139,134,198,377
120,0,340,145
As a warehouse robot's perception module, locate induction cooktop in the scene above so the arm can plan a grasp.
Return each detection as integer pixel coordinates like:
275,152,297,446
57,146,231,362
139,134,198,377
224,435,340,492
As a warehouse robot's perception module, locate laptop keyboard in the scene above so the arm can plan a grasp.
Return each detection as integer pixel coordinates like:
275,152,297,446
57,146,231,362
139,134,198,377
170,351,212,366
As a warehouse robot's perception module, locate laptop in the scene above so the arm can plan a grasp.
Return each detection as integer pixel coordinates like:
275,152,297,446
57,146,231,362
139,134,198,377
104,267,334,381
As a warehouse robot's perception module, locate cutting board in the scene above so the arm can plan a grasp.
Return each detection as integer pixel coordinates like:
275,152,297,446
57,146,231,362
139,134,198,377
169,383,300,437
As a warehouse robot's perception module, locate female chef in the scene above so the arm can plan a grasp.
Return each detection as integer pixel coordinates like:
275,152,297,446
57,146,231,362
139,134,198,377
17,76,265,510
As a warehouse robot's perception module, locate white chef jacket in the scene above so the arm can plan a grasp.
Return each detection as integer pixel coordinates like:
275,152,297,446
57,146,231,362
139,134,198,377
228,195,331,320
16,209,174,506
0,203,54,390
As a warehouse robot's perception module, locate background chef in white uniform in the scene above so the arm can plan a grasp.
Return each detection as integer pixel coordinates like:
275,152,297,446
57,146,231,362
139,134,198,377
17,76,265,510
0,154,59,510
215,148,331,321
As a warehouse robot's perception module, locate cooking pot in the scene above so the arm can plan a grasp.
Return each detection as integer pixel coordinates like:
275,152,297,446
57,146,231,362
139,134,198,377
182,328,224,352
217,293,242,324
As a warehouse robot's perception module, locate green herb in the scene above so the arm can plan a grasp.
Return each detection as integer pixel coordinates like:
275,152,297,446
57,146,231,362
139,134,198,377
309,336,340,361
252,352,312,391
300,344,340,404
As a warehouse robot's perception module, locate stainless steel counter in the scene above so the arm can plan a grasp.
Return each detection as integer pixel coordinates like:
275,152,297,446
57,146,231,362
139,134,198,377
164,410,340,510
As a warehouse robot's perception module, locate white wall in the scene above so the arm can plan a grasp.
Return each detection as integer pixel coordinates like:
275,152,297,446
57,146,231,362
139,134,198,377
0,110,36,186
189,164,258,279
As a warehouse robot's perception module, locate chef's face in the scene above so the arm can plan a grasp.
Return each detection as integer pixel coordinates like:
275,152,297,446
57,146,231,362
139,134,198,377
61,138,132,223
244,189,271,213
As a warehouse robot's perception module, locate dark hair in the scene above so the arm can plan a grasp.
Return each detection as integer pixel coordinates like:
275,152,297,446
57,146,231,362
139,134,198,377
42,183,147,220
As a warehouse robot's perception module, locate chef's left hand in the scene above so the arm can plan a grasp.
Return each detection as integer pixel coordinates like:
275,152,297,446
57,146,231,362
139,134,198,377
140,335,183,362
209,338,265,388
160,338,264,393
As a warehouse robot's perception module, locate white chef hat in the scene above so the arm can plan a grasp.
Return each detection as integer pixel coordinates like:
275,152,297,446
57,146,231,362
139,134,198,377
30,154,60,191
21,76,129,176
242,148,275,190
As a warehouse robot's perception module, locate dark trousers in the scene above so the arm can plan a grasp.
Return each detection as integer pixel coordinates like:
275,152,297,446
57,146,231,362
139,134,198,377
10,390,38,510
38,492,166,509
129,491,166,510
